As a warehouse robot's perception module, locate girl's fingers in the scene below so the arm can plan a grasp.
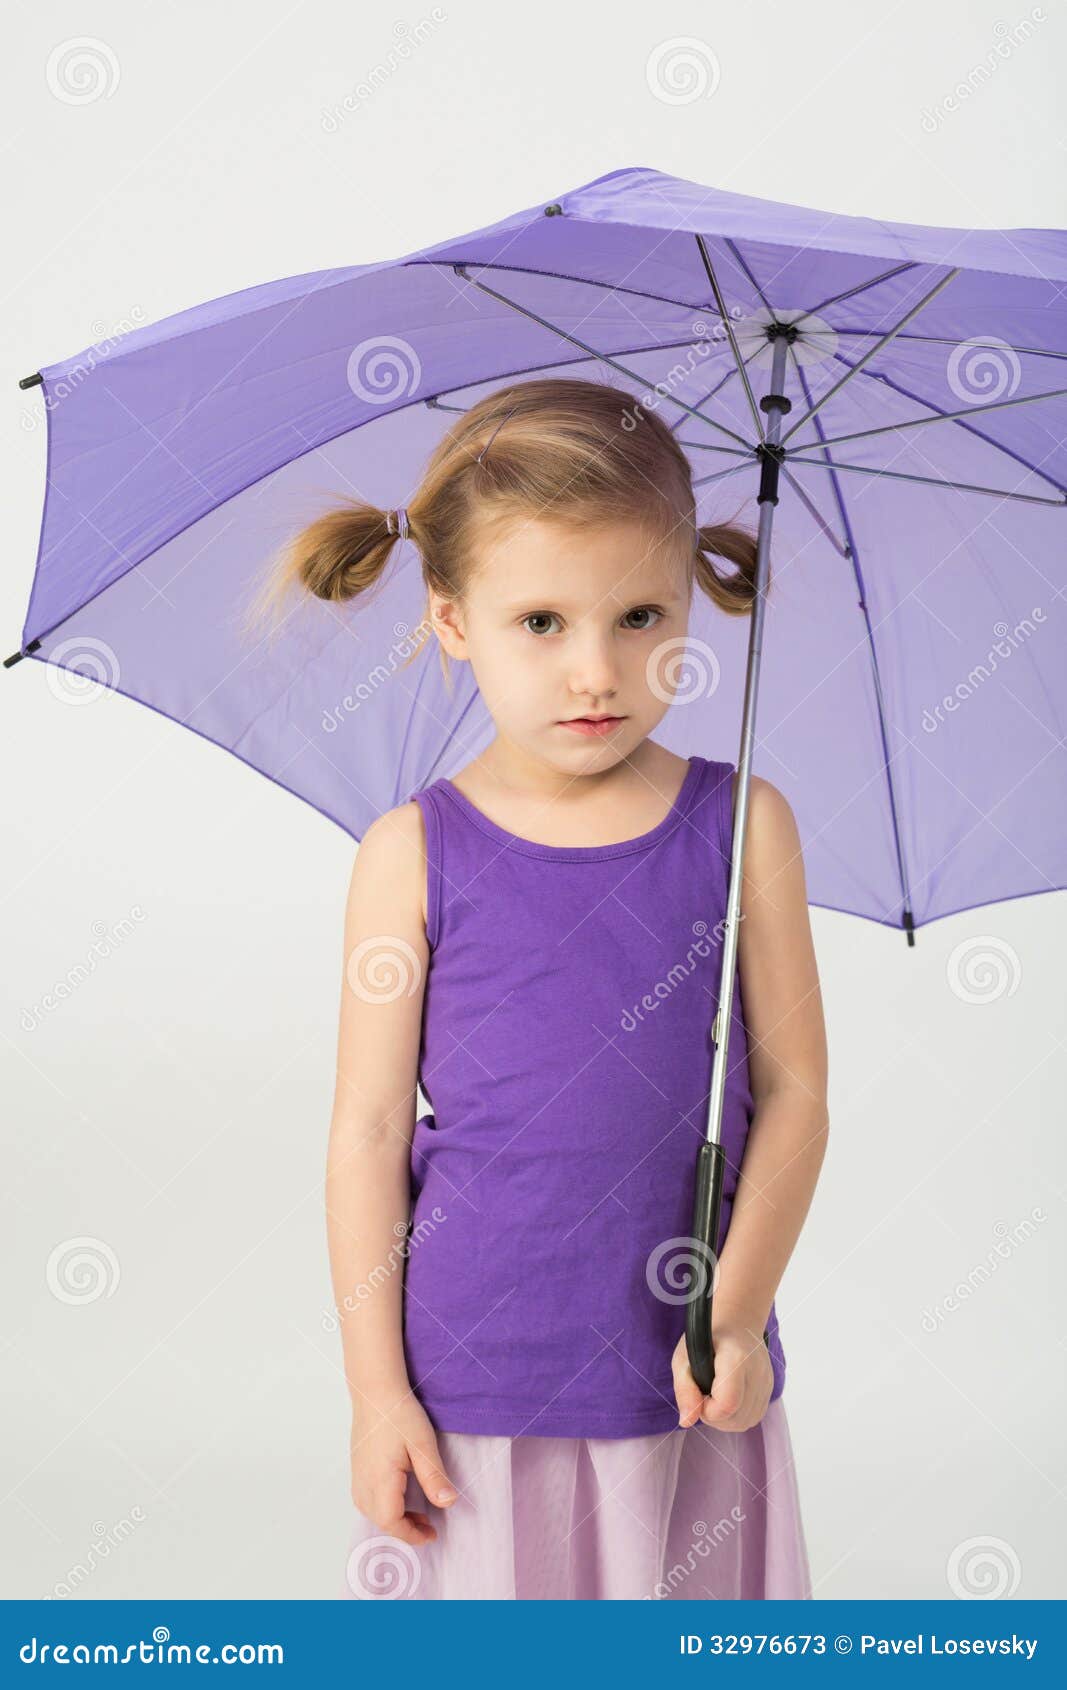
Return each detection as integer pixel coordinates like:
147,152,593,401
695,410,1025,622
368,1470,430,1545
408,1441,458,1508
700,1347,747,1429
671,1342,706,1426
701,1339,773,1431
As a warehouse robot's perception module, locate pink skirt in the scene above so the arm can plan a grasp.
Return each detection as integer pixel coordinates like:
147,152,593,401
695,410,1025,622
338,1396,811,1600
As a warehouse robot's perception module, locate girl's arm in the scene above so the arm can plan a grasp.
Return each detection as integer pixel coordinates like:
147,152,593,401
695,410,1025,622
326,802,457,1541
675,773,830,1431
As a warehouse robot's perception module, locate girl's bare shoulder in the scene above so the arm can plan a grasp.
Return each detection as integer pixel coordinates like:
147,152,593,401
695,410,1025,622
737,773,801,845
346,800,429,937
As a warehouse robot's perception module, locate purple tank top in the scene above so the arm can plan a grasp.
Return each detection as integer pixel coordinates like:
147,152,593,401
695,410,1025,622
405,753,786,1438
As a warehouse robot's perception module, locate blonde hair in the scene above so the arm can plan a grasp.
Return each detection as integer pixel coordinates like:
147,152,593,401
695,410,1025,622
244,377,760,681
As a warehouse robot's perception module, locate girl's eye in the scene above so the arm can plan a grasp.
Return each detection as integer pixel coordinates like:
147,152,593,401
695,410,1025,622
521,608,663,637
622,607,663,631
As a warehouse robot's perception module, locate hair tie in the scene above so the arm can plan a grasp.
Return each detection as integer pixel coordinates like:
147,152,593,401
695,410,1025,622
385,507,410,540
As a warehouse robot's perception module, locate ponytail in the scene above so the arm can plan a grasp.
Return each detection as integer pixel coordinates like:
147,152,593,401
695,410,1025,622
693,519,761,615
242,500,407,646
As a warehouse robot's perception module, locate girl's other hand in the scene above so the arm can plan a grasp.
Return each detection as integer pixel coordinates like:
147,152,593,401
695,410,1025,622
671,1320,774,1433
350,1397,458,1545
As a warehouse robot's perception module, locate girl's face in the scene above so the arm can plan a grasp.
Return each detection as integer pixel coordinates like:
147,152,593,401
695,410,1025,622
431,515,693,774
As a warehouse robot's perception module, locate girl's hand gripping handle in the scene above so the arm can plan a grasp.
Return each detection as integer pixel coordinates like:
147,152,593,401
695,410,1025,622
685,1140,725,1395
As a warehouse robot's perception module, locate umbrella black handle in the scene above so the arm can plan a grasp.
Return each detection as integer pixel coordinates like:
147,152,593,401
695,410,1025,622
685,1140,726,1396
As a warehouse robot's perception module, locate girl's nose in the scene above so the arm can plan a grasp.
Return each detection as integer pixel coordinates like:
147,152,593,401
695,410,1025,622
566,632,619,700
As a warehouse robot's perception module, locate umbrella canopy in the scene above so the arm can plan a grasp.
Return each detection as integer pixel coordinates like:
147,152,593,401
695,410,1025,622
11,164,1067,936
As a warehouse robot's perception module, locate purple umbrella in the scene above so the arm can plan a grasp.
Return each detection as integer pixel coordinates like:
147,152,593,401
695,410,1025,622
10,164,1067,1389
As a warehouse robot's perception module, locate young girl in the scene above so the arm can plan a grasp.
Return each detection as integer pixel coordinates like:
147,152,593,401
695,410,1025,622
266,378,829,1600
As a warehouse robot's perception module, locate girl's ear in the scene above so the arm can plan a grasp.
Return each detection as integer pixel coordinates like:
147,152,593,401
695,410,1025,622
429,594,470,661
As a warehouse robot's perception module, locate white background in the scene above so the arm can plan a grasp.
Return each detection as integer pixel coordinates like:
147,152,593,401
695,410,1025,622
2,0,1064,1600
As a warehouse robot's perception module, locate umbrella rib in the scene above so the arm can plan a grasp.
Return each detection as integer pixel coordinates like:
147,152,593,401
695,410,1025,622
803,260,921,319
726,238,921,323
779,266,962,446
790,385,1067,455
694,235,765,441
413,255,734,323
723,237,774,313
785,453,1067,506
832,329,1067,363
451,263,754,450
802,351,1067,498
708,239,1067,496
667,440,752,458
788,348,917,937
691,460,756,489
423,333,738,413
779,465,850,557
668,344,767,437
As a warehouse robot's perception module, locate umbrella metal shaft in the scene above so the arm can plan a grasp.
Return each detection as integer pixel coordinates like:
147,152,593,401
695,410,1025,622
702,331,789,1150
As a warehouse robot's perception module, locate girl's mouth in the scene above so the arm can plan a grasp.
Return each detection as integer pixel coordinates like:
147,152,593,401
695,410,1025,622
558,716,626,737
